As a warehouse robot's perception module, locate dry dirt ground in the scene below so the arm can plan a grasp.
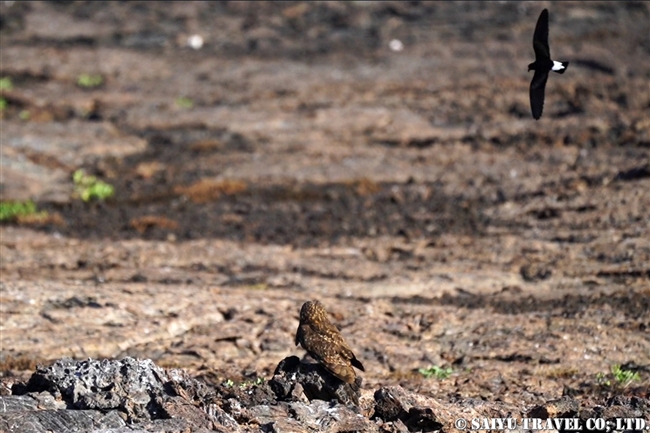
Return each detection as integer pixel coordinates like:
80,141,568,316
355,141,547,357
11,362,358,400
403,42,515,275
1,1,649,431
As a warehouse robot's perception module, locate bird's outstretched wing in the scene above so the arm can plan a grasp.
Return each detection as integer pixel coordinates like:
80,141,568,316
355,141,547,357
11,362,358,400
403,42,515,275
530,69,549,120
533,9,550,61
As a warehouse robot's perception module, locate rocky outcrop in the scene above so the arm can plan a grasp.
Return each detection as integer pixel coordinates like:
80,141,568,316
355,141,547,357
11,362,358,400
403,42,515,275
3,356,649,432
1,357,451,433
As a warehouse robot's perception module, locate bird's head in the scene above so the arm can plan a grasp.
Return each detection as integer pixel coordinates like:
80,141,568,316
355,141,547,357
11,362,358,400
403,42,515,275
299,300,327,324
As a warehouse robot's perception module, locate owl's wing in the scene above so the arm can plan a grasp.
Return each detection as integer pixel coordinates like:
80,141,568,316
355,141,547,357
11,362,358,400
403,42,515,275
301,325,357,383
321,328,365,374
312,320,365,372
328,332,364,369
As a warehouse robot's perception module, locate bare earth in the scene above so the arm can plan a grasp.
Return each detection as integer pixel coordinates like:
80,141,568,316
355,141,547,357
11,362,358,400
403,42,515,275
1,1,649,431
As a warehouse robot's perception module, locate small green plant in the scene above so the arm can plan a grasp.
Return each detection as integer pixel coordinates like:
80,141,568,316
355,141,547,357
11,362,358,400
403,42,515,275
77,73,104,88
596,365,641,389
0,201,36,221
418,365,453,380
175,96,193,108
224,379,235,387
19,110,30,121
0,77,13,91
0,98,7,111
0,200,48,222
595,371,610,387
611,364,640,387
73,169,115,202
239,377,265,389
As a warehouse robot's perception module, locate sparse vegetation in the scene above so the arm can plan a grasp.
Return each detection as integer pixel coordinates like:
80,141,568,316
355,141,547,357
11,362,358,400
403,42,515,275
418,365,453,380
241,283,269,291
595,371,610,387
0,77,13,90
611,364,640,387
221,377,265,390
596,364,641,389
239,377,265,389
73,169,115,202
19,110,30,120
77,73,104,88
0,77,12,111
0,200,39,221
0,355,38,371
175,96,194,108
0,201,62,225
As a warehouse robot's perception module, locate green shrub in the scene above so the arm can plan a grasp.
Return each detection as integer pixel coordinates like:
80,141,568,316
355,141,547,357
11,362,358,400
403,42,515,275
0,201,38,221
73,169,115,202
611,364,640,387
77,73,104,88
418,365,453,380
0,77,13,91
596,364,641,389
175,96,194,108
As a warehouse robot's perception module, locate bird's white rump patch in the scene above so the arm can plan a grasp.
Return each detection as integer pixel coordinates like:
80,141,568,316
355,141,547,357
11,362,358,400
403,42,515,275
552,61,566,71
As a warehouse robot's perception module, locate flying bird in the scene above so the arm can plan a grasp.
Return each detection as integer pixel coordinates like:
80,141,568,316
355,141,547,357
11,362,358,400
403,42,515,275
295,300,365,384
528,9,569,120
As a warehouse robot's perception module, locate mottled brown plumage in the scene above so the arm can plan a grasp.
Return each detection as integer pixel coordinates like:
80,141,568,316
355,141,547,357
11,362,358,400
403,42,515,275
295,300,365,384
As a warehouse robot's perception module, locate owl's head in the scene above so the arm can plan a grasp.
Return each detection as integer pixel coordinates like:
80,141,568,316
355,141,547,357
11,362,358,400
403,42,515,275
299,300,328,324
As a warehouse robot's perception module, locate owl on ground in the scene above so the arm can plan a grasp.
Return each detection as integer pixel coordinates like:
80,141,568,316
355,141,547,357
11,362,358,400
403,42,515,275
295,300,365,384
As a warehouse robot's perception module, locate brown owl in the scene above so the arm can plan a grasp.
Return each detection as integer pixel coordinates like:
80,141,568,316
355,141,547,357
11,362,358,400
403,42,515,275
295,300,365,384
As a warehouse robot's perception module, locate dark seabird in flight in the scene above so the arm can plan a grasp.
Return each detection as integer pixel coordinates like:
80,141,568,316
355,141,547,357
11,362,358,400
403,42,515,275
528,9,568,120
